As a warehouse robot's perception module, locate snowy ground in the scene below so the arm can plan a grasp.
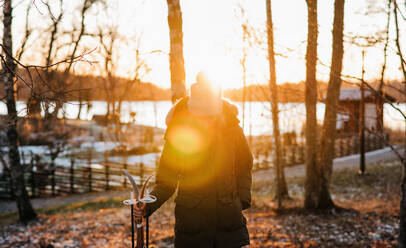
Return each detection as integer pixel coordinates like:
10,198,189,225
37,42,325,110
0,140,162,173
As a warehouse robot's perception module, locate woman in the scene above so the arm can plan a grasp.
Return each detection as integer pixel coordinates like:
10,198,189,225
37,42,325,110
135,71,253,248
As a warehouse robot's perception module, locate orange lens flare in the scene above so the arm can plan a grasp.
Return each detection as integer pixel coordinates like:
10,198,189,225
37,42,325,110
167,125,207,155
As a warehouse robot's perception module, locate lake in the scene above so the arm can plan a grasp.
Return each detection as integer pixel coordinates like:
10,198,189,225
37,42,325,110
1,100,405,136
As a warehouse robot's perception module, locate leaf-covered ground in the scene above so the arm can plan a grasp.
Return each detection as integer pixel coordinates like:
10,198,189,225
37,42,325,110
0,162,401,248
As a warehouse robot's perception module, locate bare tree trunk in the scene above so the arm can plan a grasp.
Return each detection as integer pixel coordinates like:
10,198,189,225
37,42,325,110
43,0,63,122
359,51,366,174
167,0,186,103
394,1,406,247
1,0,36,222
242,53,247,131
266,0,289,204
304,0,320,210
65,0,93,73
52,0,95,119
317,0,345,210
377,0,391,132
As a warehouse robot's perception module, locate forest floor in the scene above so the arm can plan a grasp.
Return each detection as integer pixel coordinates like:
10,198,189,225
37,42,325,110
0,160,401,248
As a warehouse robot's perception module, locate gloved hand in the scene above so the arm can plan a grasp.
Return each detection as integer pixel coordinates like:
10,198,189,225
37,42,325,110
133,202,146,223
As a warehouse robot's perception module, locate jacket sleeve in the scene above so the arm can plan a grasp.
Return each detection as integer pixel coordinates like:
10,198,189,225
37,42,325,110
235,126,253,210
145,141,179,217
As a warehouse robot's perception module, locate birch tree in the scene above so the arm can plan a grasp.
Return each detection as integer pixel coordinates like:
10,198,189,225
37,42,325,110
1,0,37,222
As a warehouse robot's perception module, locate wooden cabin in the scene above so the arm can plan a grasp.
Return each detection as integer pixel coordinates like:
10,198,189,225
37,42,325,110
337,88,395,133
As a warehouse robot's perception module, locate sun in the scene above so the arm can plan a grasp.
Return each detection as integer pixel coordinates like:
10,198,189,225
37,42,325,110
189,57,240,91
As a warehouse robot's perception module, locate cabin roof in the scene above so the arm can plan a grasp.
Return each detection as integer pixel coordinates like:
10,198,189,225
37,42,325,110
338,88,396,102
339,89,372,101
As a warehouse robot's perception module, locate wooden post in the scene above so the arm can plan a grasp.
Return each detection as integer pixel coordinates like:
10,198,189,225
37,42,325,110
123,163,127,188
87,148,92,192
105,165,110,191
88,165,92,192
104,151,109,190
140,162,144,185
51,161,55,196
21,151,26,166
8,170,14,199
70,159,74,193
30,163,35,197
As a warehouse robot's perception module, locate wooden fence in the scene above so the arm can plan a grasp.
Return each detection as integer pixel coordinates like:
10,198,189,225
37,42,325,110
253,134,387,170
0,134,387,199
0,159,155,199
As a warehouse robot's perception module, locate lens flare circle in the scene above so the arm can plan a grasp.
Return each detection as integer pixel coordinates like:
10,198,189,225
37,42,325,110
167,125,207,154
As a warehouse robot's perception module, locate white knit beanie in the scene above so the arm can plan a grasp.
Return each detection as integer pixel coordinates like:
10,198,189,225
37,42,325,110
187,71,223,116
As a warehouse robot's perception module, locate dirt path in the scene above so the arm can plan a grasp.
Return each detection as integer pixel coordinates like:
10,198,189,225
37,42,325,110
0,146,401,215
0,190,128,215
254,146,402,181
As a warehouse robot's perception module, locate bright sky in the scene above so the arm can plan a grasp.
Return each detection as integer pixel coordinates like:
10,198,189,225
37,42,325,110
11,0,406,90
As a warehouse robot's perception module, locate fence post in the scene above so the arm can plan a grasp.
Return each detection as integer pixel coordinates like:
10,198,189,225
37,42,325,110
5,168,14,199
88,165,92,192
105,165,110,191
140,162,145,185
21,151,26,167
123,163,127,188
70,159,75,193
30,163,35,197
51,161,55,196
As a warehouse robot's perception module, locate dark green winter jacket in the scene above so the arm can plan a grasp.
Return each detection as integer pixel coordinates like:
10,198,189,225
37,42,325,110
146,97,253,248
